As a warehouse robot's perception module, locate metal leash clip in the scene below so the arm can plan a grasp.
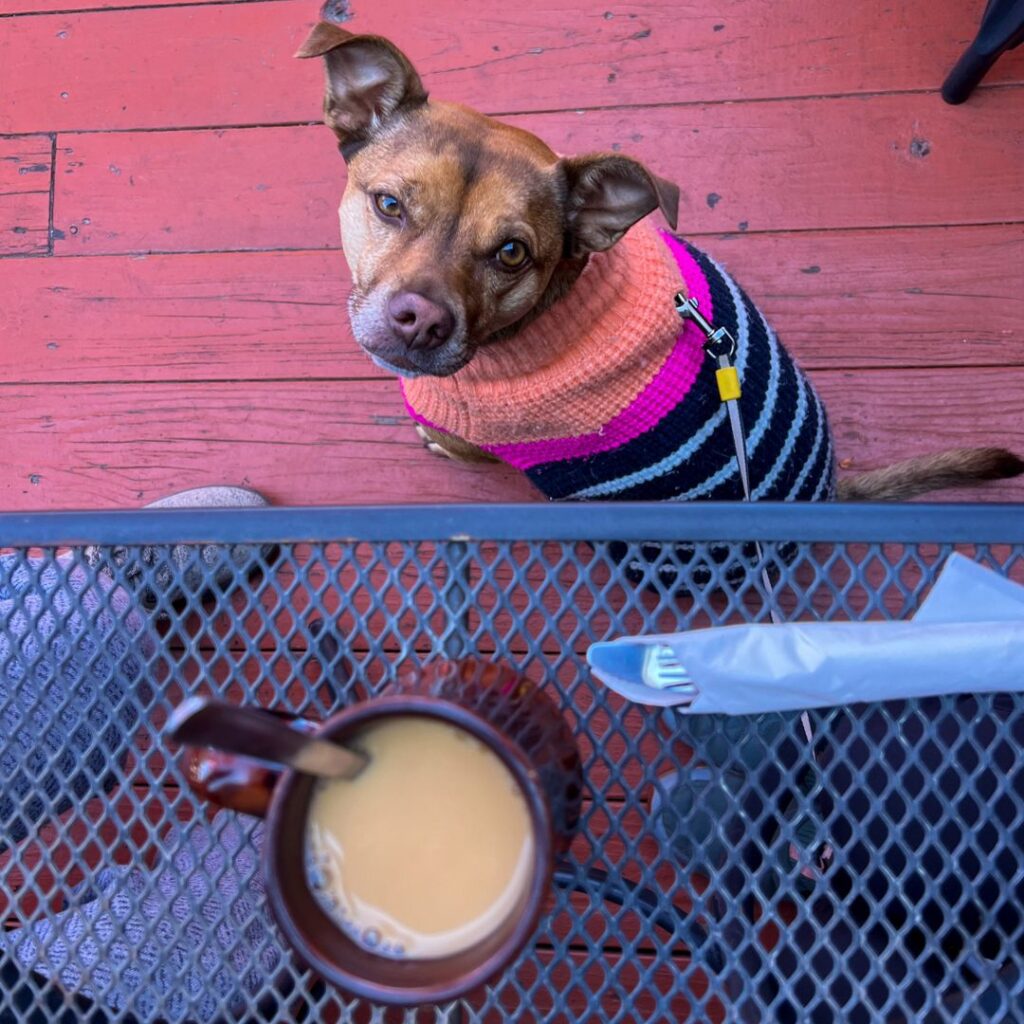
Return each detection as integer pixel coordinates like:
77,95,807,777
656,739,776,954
674,294,750,497
674,294,736,359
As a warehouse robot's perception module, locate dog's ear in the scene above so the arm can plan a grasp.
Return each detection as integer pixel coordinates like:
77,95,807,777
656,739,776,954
561,154,679,256
295,24,427,153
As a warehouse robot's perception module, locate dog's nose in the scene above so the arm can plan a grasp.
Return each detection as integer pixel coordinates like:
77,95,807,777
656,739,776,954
387,291,455,351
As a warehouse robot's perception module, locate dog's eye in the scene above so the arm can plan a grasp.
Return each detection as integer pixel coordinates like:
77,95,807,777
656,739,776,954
496,240,530,269
374,194,403,219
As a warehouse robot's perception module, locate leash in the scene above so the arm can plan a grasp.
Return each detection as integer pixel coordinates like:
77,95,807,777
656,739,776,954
674,292,781,626
674,292,834,879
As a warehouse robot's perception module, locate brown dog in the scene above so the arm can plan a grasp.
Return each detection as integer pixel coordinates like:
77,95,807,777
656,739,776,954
297,23,1022,502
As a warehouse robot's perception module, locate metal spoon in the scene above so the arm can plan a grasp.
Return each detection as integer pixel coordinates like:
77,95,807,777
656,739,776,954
167,696,367,780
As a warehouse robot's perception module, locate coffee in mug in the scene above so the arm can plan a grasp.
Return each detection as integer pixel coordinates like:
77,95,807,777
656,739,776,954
305,714,535,960
179,658,583,1004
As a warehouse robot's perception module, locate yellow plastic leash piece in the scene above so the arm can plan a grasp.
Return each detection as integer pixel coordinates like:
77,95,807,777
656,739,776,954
715,365,741,402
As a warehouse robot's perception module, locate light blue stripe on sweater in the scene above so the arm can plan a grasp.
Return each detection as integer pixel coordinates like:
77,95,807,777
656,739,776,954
786,388,827,500
752,366,809,500
568,253,752,500
812,418,835,501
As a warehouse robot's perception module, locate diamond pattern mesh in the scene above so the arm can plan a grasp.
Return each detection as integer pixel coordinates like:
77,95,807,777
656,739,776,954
2,506,1023,1022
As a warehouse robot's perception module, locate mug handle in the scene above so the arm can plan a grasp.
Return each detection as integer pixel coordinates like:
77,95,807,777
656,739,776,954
180,711,318,818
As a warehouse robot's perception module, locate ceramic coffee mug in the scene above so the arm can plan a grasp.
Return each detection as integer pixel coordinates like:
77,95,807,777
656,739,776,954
179,658,582,1005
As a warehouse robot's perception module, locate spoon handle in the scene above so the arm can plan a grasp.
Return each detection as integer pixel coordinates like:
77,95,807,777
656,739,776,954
168,697,367,780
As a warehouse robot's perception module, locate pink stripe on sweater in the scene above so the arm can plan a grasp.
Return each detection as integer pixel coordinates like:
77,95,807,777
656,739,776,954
480,232,711,469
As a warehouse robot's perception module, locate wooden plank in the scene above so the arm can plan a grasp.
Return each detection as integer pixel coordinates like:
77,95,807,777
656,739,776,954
3,0,1024,133
816,369,1024,500
519,95,1024,238
0,250,361,382
2,369,1023,510
222,540,953,660
51,88,1024,256
0,133,51,255
5,224,1023,383
0,378,538,508
0,2,320,136
51,125,338,255
1,0,252,14
709,223,1024,370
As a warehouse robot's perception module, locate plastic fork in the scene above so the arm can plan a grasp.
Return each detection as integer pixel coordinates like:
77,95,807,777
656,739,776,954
644,643,696,693
587,640,698,706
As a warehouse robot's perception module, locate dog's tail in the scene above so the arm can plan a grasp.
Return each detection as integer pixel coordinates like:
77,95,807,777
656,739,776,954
837,447,1024,502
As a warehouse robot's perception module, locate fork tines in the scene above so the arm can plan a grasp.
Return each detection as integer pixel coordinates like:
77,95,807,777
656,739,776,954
642,644,697,697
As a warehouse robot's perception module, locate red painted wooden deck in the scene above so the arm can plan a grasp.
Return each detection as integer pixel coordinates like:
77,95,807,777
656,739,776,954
1,0,1023,511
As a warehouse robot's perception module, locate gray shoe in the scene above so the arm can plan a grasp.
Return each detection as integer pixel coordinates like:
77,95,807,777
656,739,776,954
0,816,289,1021
0,550,152,850
84,486,279,613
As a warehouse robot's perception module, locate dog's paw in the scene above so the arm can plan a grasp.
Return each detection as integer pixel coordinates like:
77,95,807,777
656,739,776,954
426,441,458,460
415,423,455,460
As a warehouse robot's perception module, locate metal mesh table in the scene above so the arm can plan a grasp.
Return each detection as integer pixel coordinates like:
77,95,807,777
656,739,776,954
2,502,1023,1023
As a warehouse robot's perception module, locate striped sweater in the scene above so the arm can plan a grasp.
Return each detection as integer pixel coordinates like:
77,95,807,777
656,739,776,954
403,221,836,508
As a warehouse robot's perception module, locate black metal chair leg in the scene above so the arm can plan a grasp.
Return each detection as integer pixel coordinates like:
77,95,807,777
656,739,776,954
942,0,1024,104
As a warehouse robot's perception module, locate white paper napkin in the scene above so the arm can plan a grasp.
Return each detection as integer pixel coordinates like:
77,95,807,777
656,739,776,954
587,554,1024,713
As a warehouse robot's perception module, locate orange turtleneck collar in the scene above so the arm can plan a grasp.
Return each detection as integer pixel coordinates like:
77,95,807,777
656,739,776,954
400,220,686,447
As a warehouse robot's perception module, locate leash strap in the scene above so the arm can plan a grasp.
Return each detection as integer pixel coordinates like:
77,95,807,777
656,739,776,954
675,293,832,876
674,293,780,624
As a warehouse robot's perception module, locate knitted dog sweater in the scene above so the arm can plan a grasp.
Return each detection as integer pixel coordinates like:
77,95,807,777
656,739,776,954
403,221,835,506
